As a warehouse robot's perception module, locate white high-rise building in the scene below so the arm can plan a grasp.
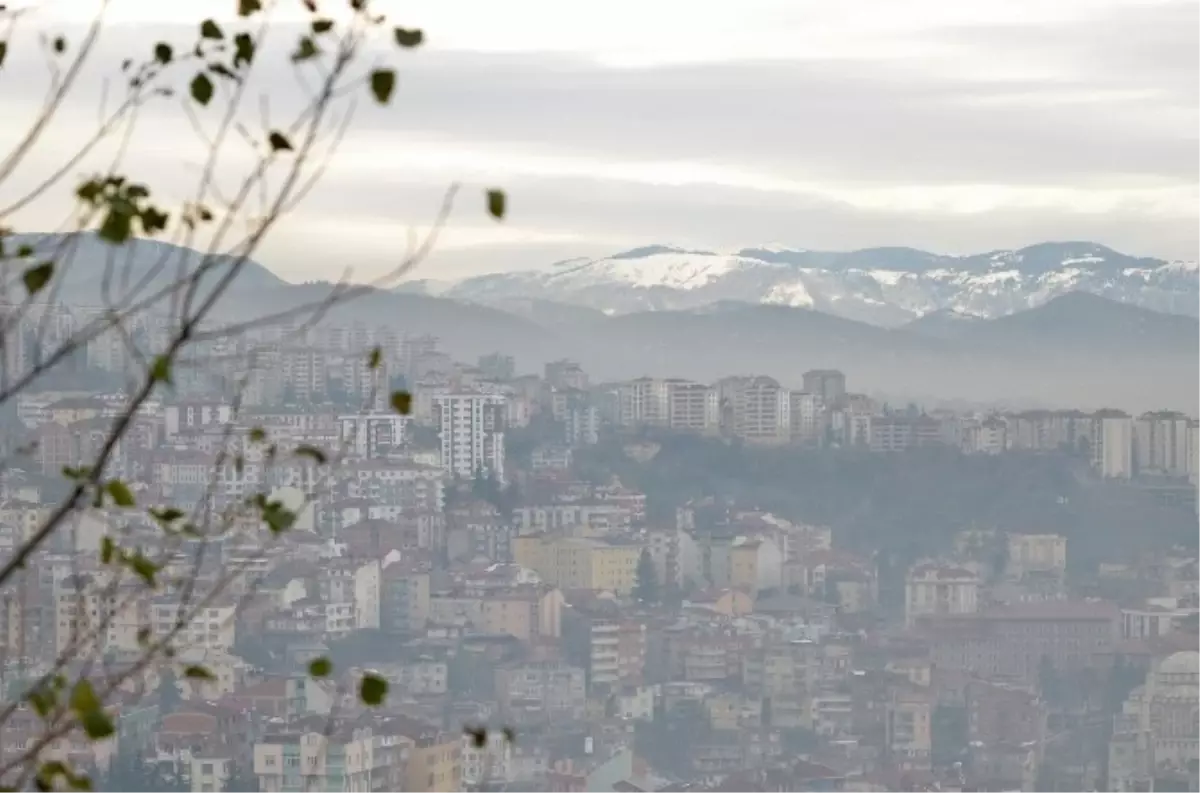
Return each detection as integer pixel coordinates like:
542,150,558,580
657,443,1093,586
434,393,507,483
338,413,410,458
666,379,719,433
729,376,791,445
1093,411,1134,480
618,377,669,426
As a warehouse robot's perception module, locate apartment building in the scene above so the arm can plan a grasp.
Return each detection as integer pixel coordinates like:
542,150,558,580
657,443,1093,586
150,596,238,652
618,378,669,427
789,391,823,444
666,379,720,433
1134,411,1192,477
512,536,642,595
433,393,507,483
252,718,411,792
338,413,411,459
1093,410,1134,479
802,369,846,405
726,376,791,445
55,574,150,656
904,563,980,627
1006,533,1067,580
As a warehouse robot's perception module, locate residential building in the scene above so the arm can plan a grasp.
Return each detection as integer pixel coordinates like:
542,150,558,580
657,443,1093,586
904,563,980,627
1093,410,1134,479
1135,411,1192,477
512,536,643,595
618,378,669,427
433,393,507,483
802,369,846,405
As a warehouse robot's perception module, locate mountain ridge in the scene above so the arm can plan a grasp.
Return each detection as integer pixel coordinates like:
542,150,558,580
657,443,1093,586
8,234,1195,411
445,240,1198,326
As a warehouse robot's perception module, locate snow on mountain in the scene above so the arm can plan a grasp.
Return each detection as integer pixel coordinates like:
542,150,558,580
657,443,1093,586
446,242,1199,327
546,246,764,290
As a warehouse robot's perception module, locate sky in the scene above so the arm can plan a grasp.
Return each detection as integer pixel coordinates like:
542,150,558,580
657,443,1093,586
1,0,1196,282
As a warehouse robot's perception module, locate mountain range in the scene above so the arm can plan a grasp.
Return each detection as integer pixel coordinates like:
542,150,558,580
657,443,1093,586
9,233,1198,413
442,241,1199,327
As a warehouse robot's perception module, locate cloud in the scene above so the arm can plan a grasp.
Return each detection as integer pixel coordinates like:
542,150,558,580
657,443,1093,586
0,0,1194,281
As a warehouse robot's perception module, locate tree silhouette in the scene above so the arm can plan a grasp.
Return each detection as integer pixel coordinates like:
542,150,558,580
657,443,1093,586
634,549,660,604
157,668,182,717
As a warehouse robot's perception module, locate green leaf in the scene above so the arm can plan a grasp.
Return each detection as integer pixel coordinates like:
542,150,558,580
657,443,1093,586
311,18,334,34
139,206,169,235
209,62,239,82
308,657,332,678
261,501,296,534
0,41,8,69
359,673,388,706
69,680,101,716
200,19,224,40
291,36,319,62
76,179,104,204
80,710,114,741
233,32,255,68
62,465,91,481
154,42,173,64
97,208,132,244
183,665,215,681
367,347,382,369
486,189,506,220
16,244,33,258
22,262,53,295
390,391,412,415
149,507,184,525
268,131,293,152
238,0,262,16
105,480,135,508
126,552,159,586
28,688,56,718
393,27,424,48
190,72,214,106
248,427,266,443
465,725,487,748
295,445,327,464
37,761,90,792
150,355,172,384
100,537,116,564
369,69,395,104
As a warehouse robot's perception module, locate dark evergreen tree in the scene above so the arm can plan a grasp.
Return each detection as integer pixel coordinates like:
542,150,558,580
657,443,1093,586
633,549,659,604
224,759,259,792
157,667,182,715
1038,654,1061,704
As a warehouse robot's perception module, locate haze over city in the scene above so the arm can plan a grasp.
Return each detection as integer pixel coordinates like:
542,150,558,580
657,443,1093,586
0,1,1195,792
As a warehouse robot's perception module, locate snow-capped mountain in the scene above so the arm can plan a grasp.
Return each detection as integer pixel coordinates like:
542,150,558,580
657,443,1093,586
445,242,1199,326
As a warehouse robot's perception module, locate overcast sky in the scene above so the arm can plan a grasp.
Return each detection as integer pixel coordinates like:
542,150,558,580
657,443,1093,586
2,0,1196,281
